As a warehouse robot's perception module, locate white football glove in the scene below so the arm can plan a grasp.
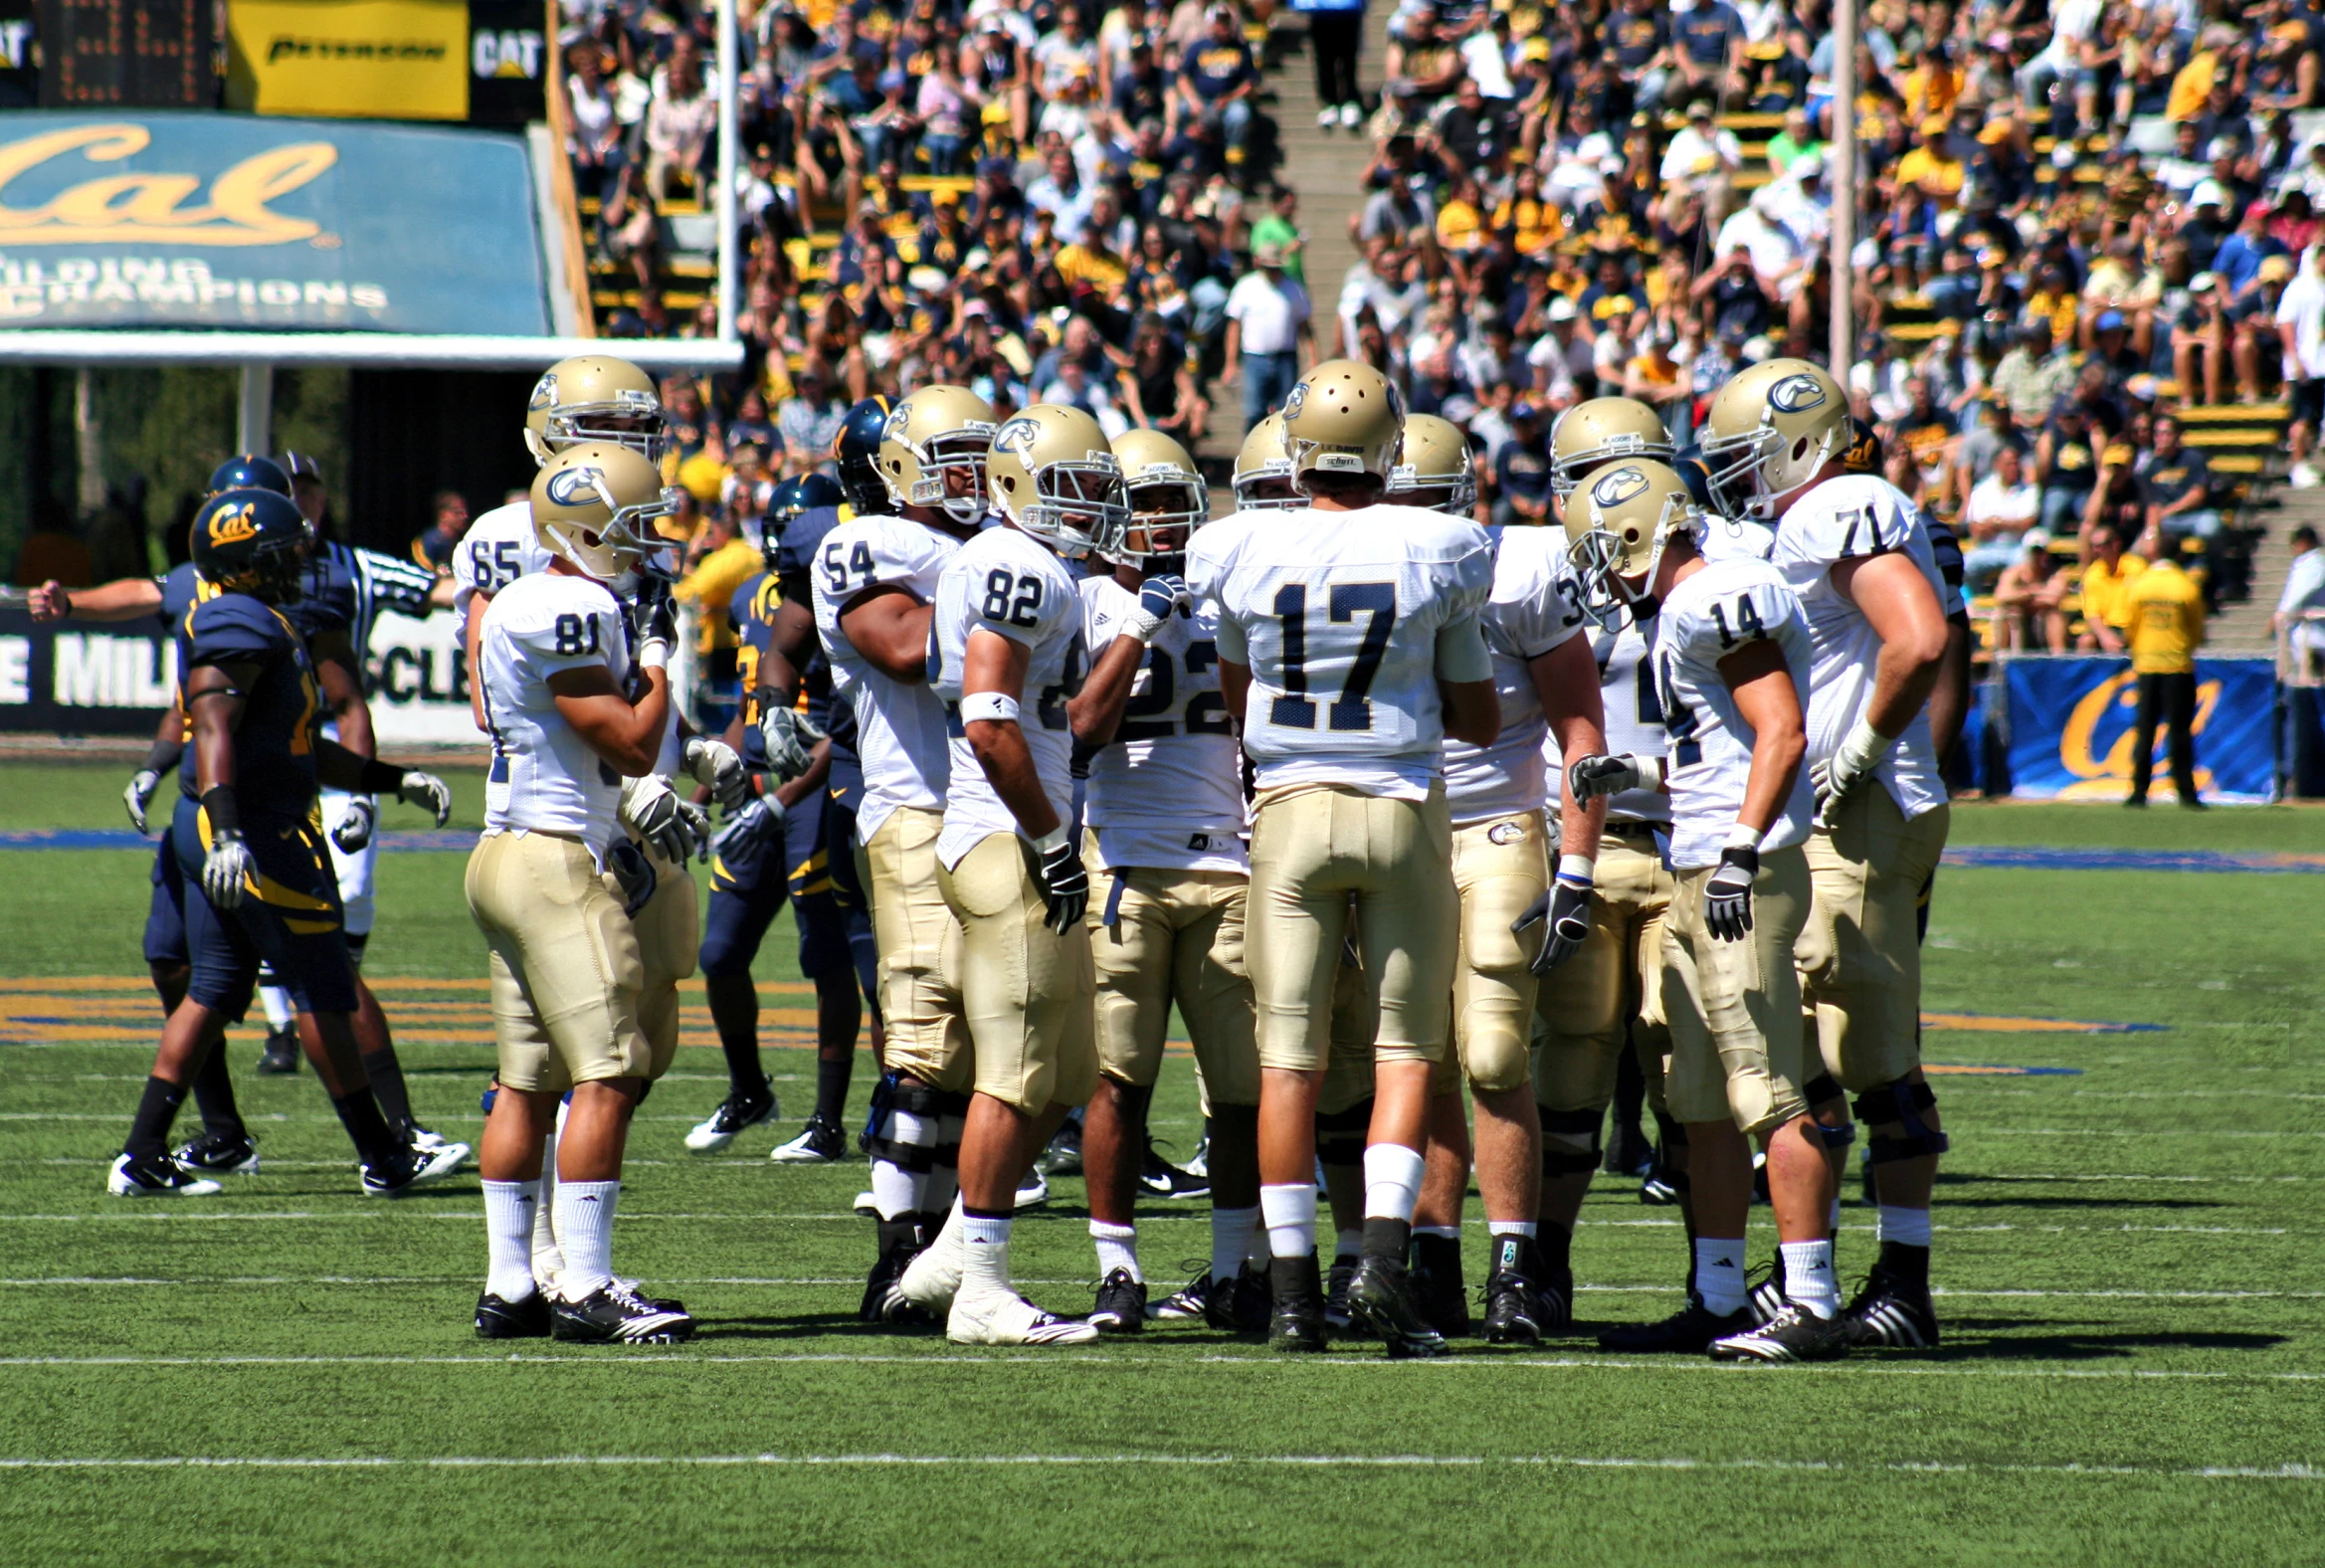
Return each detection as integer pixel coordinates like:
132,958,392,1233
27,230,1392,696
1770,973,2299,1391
123,769,161,836
710,794,785,862
619,774,701,865
681,734,749,810
1568,752,1665,801
330,796,378,853
1811,719,1893,831
201,830,255,911
396,770,453,827
758,704,827,784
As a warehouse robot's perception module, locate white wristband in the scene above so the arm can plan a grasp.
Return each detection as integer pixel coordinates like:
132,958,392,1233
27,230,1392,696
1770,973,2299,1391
1031,825,1070,856
1120,608,1168,645
1640,754,1668,790
1723,821,1764,853
636,639,670,673
1556,853,1597,886
958,690,1021,725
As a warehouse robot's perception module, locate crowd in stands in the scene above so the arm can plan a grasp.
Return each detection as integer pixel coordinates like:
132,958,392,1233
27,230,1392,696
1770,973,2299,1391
552,0,2325,666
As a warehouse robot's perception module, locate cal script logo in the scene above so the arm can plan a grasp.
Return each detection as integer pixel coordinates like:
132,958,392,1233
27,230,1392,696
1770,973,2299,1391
0,124,335,247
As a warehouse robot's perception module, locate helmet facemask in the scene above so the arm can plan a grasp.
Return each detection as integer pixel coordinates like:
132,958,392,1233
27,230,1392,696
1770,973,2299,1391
1566,486,1697,629
893,425,995,523
544,398,670,465
1387,465,1476,516
1116,473,1205,566
540,470,684,587
1016,454,1129,559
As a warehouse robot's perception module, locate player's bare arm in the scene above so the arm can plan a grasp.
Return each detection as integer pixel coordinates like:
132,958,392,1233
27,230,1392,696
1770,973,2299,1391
29,575,163,624
960,627,1059,839
1722,640,1808,834
550,663,672,777
1532,633,1609,846
1438,678,1501,747
1830,551,1949,738
759,594,818,709
308,630,375,760
1066,629,1150,747
838,586,937,683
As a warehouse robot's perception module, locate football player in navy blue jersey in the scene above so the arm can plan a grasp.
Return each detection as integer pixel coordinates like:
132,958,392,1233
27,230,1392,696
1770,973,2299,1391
684,467,886,1161
106,490,463,1198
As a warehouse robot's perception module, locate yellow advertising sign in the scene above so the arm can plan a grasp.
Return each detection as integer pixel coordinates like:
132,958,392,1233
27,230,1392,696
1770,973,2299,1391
226,0,470,121
0,122,335,246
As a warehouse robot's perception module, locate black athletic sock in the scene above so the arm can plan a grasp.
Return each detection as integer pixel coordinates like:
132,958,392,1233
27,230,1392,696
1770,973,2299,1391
126,1076,188,1159
1410,1229,1459,1278
360,1047,415,1129
718,1029,767,1100
1361,1215,1412,1265
1875,1239,1931,1287
189,1047,246,1141
330,1089,402,1169
1613,1042,1647,1141
1540,1220,1573,1275
814,1054,853,1126
875,1217,920,1258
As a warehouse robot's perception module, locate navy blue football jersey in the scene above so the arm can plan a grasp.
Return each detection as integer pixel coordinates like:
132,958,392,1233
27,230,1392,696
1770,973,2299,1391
770,503,860,786
174,592,323,820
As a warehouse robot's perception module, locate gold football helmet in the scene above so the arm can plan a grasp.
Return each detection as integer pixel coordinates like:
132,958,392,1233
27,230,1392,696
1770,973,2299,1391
876,384,998,522
986,404,1128,558
1232,413,1299,510
1548,397,1674,495
1109,427,1208,563
1282,358,1404,487
1562,458,1698,624
524,355,667,466
1388,413,1477,515
1698,357,1848,518
531,441,683,583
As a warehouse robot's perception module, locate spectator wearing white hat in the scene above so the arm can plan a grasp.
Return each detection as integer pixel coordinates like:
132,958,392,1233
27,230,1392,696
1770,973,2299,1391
1526,294,1593,394
2275,244,2325,487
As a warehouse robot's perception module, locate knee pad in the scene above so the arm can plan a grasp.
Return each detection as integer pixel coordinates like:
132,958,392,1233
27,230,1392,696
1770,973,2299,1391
1809,1117,1857,1151
865,1074,948,1171
1852,1078,1949,1164
1314,1096,1373,1167
1538,1104,1603,1178
1803,1074,1843,1108
1102,1076,1155,1126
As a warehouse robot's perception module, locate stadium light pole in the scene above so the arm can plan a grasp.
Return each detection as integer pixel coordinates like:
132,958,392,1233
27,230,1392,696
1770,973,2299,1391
1830,0,1854,377
716,0,739,345
237,363,274,458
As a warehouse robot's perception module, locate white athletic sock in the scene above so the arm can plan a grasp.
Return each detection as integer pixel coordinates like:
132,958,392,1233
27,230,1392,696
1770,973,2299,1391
531,1128,563,1282
1412,1224,1460,1243
1211,1206,1258,1281
961,1211,1012,1292
259,985,294,1033
554,1179,620,1297
1259,1182,1318,1259
1780,1239,1841,1318
1091,1220,1139,1280
924,1113,966,1215
1487,1220,1538,1240
871,1109,938,1221
1830,1199,1842,1235
482,1179,540,1301
1876,1205,1934,1248
1333,1227,1363,1261
1361,1142,1427,1223
1694,1236,1747,1315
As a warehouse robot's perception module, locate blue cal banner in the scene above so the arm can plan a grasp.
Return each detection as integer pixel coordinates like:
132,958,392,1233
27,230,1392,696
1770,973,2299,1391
2001,655,2277,804
0,110,547,334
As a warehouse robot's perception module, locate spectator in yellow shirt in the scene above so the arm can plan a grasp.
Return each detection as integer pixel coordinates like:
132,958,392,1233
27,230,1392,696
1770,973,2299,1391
1891,116,1966,210
1901,45,1962,126
676,505,763,666
2122,530,2206,807
2075,521,2147,653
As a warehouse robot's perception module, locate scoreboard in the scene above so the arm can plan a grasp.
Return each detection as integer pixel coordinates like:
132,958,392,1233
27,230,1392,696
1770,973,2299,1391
37,0,209,106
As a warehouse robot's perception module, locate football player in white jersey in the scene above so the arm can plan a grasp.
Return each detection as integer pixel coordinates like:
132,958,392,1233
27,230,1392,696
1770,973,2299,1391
1702,359,1954,1351
814,386,995,1320
468,443,694,1344
1189,360,1498,1357
896,404,1120,1347
1563,459,1849,1362
1058,430,1267,1333
1383,415,1611,1345
1231,413,1300,510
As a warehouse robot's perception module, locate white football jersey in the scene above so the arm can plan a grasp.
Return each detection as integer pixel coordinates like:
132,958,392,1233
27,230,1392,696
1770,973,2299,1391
1769,474,1948,820
1546,613,1670,826
1655,557,1816,870
1078,574,1247,873
1699,512,1777,563
453,501,555,644
1188,503,1495,799
811,513,962,843
478,572,632,857
1445,526,1588,825
930,526,1087,869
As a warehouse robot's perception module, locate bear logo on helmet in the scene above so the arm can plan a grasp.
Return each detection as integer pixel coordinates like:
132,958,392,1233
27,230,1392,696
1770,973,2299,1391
1590,465,1651,508
545,464,604,507
528,371,557,413
206,501,261,547
1281,382,1308,420
993,416,1043,453
1768,372,1829,414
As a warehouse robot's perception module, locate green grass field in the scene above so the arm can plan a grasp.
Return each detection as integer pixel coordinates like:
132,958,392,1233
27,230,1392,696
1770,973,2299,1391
1,763,2321,1564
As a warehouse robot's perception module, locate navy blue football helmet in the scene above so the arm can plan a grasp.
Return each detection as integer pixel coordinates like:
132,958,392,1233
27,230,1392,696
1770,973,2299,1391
204,454,291,498
191,489,309,604
833,395,892,514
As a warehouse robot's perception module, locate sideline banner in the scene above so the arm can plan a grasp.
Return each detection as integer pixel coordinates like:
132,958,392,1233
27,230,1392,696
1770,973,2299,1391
0,110,548,333
2000,655,2277,804
226,0,470,121
364,608,481,744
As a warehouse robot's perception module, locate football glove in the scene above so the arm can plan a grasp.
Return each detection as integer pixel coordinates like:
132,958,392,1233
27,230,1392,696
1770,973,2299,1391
675,799,712,863
1121,572,1193,643
1704,846,1758,942
635,582,678,672
395,771,454,827
758,703,828,784
682,734,748,810
1033,829,1088,934
1567,752,1665,802
605,838,659,915
619,774,699,865
710,795,784,863
123,769,161,836
200,829,256,911
1515,868,1596,975
1811,719,1893,831
330,796,378,854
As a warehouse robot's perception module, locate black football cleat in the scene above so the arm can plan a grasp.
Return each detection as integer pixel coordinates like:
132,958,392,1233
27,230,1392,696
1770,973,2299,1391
1267,1254,1329,1353
1347,1256,1450,1359
1040,1111,1084,1176
551,1280,695,1343
1840,1270,1941,1349
359,1142,468,1198
1745,1261,1787,1327
1138,1140,1211,1201
1709,1300,1852,1363
1598,1294,1753,1354
1481,1237,1557,1345
1408,1234,1470,1338
683,1088,778,1154
1089,1268,1148,1334
172,1130,259,1177
769,1115,848,1163
255,1027,300,1076
1604,1120,1655,1178
861,1226,933,1325
475,1289,552,1339
1324,1255,1363,1335
1150,1269,1219,1324
107,1151,221,1198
